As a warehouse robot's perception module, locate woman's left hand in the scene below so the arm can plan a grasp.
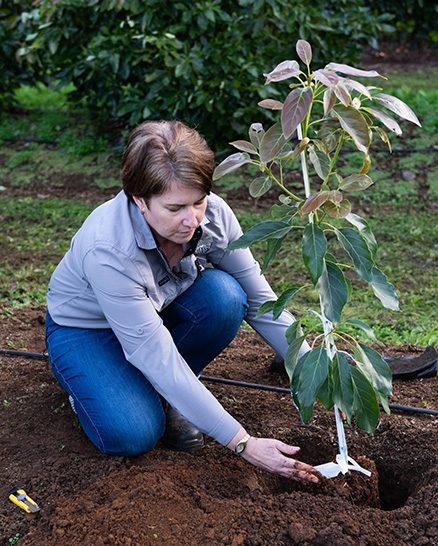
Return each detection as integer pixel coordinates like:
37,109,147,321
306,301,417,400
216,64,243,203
240,437,318,482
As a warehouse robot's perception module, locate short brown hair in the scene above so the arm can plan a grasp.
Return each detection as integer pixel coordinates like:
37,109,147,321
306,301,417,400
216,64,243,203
121,120,215,204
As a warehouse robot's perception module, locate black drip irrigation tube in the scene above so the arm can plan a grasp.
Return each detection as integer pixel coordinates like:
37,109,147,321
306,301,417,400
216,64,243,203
1,348,438,417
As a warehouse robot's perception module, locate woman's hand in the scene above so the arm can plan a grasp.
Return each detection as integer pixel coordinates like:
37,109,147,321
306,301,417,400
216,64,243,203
227,428,318,482
241,437,319,482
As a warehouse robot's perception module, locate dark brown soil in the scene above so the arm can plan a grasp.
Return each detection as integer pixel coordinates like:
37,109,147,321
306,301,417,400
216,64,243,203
1,42,438,546
1,308,437,546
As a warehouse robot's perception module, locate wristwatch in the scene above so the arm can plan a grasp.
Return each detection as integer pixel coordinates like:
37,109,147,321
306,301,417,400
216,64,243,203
235,433,251,455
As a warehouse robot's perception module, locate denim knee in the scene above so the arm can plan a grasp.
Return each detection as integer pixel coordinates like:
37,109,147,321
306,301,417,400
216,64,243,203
203,268,248,324
88,410,165,457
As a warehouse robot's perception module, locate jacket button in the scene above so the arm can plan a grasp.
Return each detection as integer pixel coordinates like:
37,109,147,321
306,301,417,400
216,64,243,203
137,327,144,334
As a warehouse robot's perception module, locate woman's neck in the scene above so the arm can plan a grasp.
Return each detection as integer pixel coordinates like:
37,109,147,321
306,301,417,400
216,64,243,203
159,240,185,270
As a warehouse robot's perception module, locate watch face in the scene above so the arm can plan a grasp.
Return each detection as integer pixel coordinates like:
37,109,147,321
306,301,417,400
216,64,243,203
236,443,244,454
235,434,250,454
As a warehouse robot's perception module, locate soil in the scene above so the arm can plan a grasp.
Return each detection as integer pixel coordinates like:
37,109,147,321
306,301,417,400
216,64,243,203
1,42,438,546
1,312,437,546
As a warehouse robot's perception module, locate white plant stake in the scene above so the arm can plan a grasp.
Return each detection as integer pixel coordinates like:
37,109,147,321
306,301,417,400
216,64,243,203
298,122,371,479
213,39,421,474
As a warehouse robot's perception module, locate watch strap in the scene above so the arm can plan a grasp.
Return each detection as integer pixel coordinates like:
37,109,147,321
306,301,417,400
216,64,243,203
234,433,251,454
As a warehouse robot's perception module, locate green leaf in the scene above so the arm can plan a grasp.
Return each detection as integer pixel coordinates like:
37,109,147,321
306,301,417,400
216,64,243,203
331,352,354,420
345,212,377,258
295,345,328,408
333,105,372,153
340,174,373,192
335,227,374,282
374,93,421,126
285,321,302,344
213,153,252,180
260,123,287,164
317,123,340,152
255,300,275,318
227,221,291,250
317,260,348,324
351,367,379,435
285,335,307,382
308,148,331,180
302,223,326,286
260,236,285,274
371,266,399,310
294,399,315,424
316,375,334,411
271,203,293,220
273,288,301,320
378,393,391,414
354,343,393,396
296,39,312,65
249,176,272,198
109,54,121,75
345,319,377,342
281,87,313,139
325,253,338,263
255,286,300,320
290,352,316,423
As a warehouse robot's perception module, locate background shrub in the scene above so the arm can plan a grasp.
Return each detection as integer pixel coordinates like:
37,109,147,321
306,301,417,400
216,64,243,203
0,0,37,106
4,0,392,150
365,0,438,43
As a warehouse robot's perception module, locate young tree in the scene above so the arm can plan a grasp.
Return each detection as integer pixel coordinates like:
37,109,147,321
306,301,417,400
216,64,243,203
214,39,421,476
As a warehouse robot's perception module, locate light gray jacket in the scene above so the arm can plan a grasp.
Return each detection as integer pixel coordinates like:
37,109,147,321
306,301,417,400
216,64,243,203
47,190,307,445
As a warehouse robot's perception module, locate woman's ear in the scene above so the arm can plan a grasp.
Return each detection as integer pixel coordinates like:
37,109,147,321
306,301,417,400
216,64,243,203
132,196,146,212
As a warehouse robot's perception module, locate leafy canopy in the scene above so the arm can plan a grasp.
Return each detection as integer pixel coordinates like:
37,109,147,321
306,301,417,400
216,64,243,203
214,39,421,434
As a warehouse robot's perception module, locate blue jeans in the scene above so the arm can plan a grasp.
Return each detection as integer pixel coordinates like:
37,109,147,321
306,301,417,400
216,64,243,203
45,268,248,456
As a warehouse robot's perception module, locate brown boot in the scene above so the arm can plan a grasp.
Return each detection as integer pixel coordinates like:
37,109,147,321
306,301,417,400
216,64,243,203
162,404,204,453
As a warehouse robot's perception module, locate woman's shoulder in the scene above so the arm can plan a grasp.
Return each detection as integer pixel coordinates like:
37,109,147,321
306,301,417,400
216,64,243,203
206,192,235,219
75,191,138,253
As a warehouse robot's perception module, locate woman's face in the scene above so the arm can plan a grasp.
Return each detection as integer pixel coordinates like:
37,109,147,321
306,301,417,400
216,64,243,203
133,182,207,246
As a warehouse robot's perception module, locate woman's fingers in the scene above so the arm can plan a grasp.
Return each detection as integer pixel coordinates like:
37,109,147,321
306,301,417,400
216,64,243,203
280,456,319,482
242,438,319,482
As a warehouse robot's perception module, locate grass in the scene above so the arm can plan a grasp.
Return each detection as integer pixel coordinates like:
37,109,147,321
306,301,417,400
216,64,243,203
0,76,437,348
0,198,97,306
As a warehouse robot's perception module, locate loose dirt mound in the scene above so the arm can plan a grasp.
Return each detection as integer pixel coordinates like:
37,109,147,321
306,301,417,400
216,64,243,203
1,307,437,546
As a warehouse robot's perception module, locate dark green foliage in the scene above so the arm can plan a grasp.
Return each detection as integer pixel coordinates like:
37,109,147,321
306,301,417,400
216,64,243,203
2,0,391,149
0,0,37,106
366,0,438,43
